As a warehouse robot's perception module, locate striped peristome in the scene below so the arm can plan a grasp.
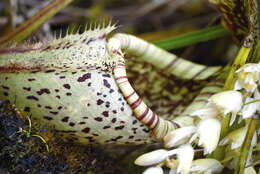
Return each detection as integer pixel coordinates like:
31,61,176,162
0,25,224,145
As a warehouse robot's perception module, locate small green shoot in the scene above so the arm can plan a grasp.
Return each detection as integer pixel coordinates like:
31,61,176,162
17,114,49,152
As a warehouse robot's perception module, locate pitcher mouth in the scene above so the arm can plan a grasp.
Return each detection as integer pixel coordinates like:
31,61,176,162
0,65,116,74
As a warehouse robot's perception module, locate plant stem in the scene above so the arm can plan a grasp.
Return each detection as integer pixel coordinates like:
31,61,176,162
235,118,258,174
222,46,251,135
224,46,251,90
211,46,251,161
244,99,260,105
221,46,250,136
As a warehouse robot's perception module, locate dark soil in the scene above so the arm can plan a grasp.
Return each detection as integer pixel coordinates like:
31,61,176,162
0,101,145,174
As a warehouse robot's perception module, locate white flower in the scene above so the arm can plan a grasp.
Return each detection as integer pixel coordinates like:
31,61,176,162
235,63,260,93
135,149,169,166
190,158,223,174
244,167,257,174
209,90,243,115
190,118,221,154
136,145,194,174
219,127,247,149
163,126,197,148
168,144,194,174
142,166,164,174
242,89,260,119
192,90,243,125
242,97,258,119
191,105,219,119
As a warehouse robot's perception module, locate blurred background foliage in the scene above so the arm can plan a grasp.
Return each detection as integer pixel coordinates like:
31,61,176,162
0,0,237,65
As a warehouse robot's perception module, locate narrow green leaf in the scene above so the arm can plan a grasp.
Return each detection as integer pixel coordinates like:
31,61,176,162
0,0,74,46
152,25,229,50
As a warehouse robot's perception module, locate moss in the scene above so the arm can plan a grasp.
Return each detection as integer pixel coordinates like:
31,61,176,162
0,100,144,174
0,101,71,173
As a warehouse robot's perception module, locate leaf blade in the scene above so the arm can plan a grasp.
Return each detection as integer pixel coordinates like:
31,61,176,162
0,0,74,46
152,25,229,50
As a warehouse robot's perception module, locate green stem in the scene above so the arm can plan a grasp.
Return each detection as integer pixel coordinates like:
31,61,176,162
222,46,251,136
224,46,251,90
220,113,232,138
235,119,257,174
211,46,251,161
221,46,250,136
244,99,260,105
31,134,50,152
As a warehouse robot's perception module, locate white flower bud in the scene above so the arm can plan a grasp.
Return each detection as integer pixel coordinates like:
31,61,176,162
176,144,194,174
242,89,260,119
235,63,260,93
163,126,197,148
167,144,194,174
135,149,169,166
242,97,258,118
190,158,223,174
191,91,243,125
191,104,219,120
209,90,243,115
197,118,221,154
142,166,164,174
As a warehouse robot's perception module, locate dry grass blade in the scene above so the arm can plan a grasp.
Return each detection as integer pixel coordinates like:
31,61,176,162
0,0,74,46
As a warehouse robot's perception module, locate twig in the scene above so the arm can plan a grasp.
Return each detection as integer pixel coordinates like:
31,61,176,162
0,0,74,46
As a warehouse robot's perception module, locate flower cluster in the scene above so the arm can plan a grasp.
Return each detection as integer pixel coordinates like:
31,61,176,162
235,63,260,120
135,144,223,174
235,63,260,93
134,63,260,174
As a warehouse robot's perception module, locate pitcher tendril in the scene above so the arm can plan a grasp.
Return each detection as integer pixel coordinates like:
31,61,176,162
113,59,178,140
109,33,222,80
